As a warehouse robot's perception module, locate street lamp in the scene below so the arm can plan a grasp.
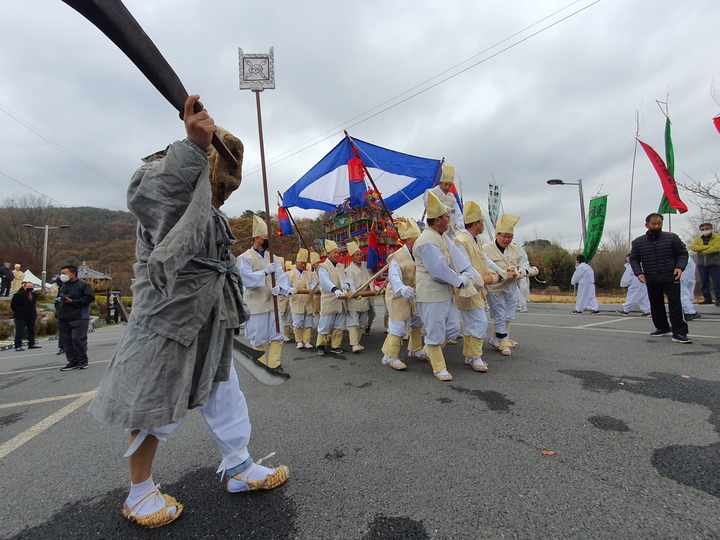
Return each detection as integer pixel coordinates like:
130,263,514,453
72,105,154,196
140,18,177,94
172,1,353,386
547,179,586,248
22,224,70,290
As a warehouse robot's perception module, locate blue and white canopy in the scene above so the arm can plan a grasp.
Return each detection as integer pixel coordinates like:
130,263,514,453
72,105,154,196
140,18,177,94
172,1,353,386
281,137,442,212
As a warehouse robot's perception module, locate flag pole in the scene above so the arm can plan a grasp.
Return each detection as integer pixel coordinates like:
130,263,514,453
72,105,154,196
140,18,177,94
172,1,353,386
278,191,309,250
628,111,640,250
420,159,445,222
254,89,281,332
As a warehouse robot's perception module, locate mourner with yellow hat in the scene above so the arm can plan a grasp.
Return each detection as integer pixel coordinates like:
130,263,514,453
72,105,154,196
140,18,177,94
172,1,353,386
344,240,374,353
423,165,464,238
287,248,317,349
316,239,351,355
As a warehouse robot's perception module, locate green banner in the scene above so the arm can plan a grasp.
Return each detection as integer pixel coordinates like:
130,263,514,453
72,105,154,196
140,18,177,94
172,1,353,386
659,117,677,214
582,195,607,263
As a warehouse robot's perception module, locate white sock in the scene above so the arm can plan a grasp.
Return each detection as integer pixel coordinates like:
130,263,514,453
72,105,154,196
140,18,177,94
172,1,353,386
227,463,276,492
126,476,175,517
435,369,450,376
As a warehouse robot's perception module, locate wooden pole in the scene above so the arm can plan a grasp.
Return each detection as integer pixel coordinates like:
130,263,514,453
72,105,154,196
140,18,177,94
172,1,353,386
278,191,309,250
254,89,281,332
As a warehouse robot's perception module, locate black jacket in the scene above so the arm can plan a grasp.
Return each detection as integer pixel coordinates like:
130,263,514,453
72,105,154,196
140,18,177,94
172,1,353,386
55,279,96,321
629,230,688,284
0,267,14,282
11,289,38,320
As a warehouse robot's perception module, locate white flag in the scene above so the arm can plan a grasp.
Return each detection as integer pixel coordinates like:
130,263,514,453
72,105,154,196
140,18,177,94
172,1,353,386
488,183,502,227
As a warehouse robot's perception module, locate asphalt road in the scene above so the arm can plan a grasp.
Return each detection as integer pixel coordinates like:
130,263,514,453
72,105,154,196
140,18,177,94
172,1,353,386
1,307,719,539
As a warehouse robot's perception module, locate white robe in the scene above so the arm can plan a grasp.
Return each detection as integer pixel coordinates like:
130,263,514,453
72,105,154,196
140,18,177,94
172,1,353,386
571,262,599,312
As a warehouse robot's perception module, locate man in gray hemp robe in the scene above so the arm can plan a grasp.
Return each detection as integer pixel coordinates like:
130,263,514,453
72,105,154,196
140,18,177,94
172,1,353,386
88,96,289,529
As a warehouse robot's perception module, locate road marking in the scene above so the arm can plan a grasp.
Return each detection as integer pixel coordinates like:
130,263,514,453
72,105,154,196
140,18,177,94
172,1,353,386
0,359,110,376
575,319,625,328
512,322,720,340
0,392,95,410
0,389,97,461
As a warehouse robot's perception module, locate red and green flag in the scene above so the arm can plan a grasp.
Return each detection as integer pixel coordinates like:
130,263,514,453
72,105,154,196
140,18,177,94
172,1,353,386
639,119,687,214
657,117,677,214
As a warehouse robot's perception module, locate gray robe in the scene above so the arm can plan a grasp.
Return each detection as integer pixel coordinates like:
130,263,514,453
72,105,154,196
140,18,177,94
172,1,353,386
88,139,248,429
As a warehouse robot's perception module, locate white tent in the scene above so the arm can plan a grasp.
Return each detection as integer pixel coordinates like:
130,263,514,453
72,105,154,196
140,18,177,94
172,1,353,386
22,269,42,287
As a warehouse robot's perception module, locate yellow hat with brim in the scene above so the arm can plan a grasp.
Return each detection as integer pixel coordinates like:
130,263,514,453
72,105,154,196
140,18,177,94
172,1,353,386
496,214,520,234
398,218,421,239
463,201,483,224
296,248,309,263
324,239,339,253
440,165,455,184
252,215,268,237
347,241,360,256
426,190,447,220
310,252,321,264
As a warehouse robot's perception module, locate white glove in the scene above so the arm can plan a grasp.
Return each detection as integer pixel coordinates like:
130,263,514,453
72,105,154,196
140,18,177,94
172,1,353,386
270,286,281,296
342,283,350,291
264,262,281,275
289,287,298,295
400,286,416,300
334,289,346,299
458,275,470,288
528,266,539,277
461,271,476,285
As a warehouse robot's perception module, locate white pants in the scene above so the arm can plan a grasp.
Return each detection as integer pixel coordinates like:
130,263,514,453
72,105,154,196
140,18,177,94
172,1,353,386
125,363,252,475
574,282,599,312
245,311,285,346
291,312,314,328
459,307,488,339
623,284,650,313
486,286,518,336
681,279,697,314
417,300,459,347
346,310,368,329
318,313,346,335
387,313,423,337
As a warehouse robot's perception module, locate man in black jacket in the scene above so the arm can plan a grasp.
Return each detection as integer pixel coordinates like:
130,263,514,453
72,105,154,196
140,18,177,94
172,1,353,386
11,281,42,351
630,213,690,343
56,265,96,370
0,262,14,297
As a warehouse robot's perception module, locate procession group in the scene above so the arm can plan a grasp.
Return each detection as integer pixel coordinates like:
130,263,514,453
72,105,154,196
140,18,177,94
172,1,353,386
240,166,539,382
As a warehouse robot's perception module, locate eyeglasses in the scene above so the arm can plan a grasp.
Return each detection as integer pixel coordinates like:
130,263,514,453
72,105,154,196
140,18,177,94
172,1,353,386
497,234,514,239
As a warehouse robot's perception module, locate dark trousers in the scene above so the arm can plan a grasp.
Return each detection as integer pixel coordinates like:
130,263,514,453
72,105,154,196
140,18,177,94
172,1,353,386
698,265,720,302
0,280,10,297
57,318,90,367
646,280,688,335
14,317,36,349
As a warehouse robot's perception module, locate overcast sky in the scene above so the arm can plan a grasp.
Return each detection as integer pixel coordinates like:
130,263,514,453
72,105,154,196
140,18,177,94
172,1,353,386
2,0,719,249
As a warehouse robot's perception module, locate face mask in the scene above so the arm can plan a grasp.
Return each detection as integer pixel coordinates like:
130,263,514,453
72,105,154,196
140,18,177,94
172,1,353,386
648,229,662,238
701,230,712,237
59,274,70,283
260,239,269,250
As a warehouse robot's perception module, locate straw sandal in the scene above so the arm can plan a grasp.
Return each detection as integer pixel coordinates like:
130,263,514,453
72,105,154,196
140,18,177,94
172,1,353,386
122,486,183,528
227,464,290,493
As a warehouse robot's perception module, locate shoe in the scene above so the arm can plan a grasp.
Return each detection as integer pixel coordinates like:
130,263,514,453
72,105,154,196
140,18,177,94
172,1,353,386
641,312,651,317
407,350,429,361
15,347,25,351
28,345,42,349
227,463,289,493
296,342,304,350
591,310,600,315
671,334,692,344
571,310,582,314
715,300,720,307
465,357,488,372
317,346,326,356
519,307,528,312
270,365,289,376
56,349,65,355
283,336,291,343
382,356,407,370
351,345,365,353
60,363,79,371
616,309,629,316
685,313,701,321
329,348,344,355
698,299,713,305
649,329,672,337
434,370,453,381
303,343,314,349
122,486,183,528
365,327,371,336
446,339,458,345
78,364,89,370
500,347,512,356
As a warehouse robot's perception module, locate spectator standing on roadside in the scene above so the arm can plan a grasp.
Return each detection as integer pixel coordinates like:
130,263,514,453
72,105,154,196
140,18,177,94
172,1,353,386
629,213,690,343
56,265,96,370
0,262,14,297
11,281,42,351
690,222,720,306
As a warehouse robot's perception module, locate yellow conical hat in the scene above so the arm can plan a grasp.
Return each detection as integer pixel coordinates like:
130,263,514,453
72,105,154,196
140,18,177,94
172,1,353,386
398,218,421,240
310,252,321,264
426,189,447,220
296,248,309,263
324,239,338,253
347,241,360,256
252,215,268,237
496,214,520,234
440,165,455,184
463,201,483,224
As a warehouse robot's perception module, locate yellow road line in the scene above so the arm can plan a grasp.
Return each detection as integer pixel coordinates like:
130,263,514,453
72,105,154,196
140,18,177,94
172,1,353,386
0,389,98,461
